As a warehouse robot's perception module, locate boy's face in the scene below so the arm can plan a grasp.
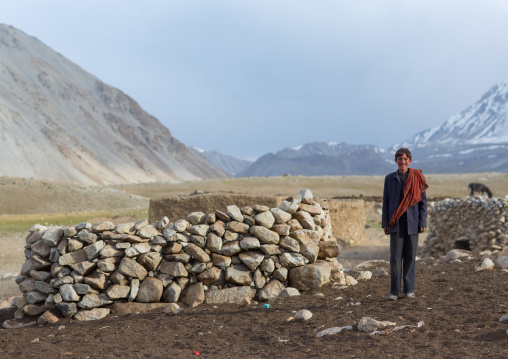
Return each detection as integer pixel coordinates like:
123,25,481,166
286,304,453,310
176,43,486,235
395,154,411,172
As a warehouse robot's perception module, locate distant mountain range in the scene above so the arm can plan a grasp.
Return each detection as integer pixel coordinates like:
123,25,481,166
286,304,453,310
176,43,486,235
206,81,508,176
0,25,228,185
193,147,252,175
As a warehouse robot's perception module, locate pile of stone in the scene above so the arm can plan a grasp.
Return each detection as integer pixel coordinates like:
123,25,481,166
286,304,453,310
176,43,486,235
423,196,508,257
14,189,341,323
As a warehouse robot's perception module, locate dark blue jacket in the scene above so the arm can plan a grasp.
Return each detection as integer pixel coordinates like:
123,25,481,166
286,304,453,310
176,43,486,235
382,170,427,235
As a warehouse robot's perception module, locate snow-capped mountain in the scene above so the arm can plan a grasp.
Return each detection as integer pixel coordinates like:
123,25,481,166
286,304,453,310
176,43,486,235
399,81,508,148
391,81,508,173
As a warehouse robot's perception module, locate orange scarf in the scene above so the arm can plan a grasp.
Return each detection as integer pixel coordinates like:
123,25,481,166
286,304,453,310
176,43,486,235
389,168,429,227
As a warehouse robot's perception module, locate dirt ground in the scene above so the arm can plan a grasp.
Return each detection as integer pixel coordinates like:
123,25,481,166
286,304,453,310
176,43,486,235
1,226,507,358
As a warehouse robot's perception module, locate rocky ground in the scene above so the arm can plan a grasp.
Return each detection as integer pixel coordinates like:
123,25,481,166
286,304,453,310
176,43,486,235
1,227,507,358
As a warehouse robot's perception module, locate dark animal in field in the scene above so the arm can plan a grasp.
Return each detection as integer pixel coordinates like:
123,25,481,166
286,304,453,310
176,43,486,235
468,183,492,198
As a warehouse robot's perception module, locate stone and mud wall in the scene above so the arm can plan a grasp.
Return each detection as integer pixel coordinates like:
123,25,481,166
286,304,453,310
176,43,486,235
13,189,352,324
423,196,508,257
150,193,366,246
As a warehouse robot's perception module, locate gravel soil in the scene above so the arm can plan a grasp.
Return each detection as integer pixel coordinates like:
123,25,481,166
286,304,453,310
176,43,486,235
1,228,507,358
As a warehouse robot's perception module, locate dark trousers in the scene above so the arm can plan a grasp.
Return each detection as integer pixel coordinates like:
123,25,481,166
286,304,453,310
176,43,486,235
390,228,419,295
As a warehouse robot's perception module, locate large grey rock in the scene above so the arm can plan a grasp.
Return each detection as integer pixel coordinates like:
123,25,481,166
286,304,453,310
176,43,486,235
106,284,130,299
294,309,313,321
56,302,77,318
279,287,300,297
239,236,260,250
227,221,250,234
211,253,232,267
188,262,207,275
78,230,97,244
249,226,280,244
258,279,285,300
299,243,319,263
272,267,288,282
225,264,253,286
72,283,93,295
97,257,121,272
86,240,105,261
60,284,80,302
226,205,244,222
69,261,96,276
138,224,159,239
22,304,47,316
318,241,340,259
42,227,64,247
292,211,315,230
180,282,205,308
278,200,299,214
92,221,115,232
173,219,189,232
74,308,110,321
136,277,163,303
272,224,290,236
358,317,396,332
78,293,113,309
205,286,256,304
279,236,300,252
124,242,151,257
289,263,331,290
239,251,265,271
137,252,162,272
58,249,88,266
183,243,210,263
187,212,206,225
253,268,266,289
289,229,320,245
206,233,222,252
497,256,508,269
37,310,60,325
254,211,276,228
162,281,182,303
27,291,48,304
68,238,84,252
118,257,148,280
270,208,292,224
159,261,188,277
128,279,140,302
197,267,222,286
279,252,309,268
31,240,51,258
35,281,57,294
188,224,209,237
444,249,472,262
84,271,109,290
221,241,242,256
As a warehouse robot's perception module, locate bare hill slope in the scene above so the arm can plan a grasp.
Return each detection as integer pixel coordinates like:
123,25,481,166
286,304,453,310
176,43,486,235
0,25,228,185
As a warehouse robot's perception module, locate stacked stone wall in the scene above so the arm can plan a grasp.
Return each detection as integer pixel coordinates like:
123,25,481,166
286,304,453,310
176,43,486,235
149,193,283,223
14,189,343,323
423,196,508,257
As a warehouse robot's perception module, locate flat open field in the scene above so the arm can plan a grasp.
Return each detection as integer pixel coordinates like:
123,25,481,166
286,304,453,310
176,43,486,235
1,173,507,358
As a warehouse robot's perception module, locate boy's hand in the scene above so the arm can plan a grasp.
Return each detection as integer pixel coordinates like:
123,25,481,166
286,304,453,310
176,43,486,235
383,227,389,235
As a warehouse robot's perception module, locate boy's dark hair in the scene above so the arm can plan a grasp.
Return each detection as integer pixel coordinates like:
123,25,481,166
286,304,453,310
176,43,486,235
395,148,412,161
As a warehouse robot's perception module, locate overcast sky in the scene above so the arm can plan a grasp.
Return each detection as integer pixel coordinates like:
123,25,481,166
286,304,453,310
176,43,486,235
4,1,508,160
